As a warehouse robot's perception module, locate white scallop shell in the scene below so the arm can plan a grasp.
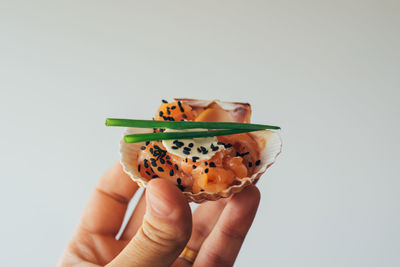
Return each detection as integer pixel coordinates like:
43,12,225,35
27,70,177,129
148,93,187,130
120,99,282,203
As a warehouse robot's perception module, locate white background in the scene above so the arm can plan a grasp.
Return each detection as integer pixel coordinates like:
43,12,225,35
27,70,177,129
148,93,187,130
1,1,399,266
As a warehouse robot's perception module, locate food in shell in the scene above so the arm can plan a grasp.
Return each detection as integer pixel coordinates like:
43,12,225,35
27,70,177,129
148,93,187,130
120,98,282,203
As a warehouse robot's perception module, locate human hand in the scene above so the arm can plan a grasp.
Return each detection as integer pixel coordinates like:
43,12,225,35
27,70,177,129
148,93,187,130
58,162,260,267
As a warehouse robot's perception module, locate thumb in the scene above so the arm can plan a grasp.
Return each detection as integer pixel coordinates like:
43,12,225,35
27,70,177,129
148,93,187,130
107,178,192,267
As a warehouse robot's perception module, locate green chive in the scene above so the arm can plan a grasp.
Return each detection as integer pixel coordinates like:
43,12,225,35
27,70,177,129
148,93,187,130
124,129,259,143
106,118,280,130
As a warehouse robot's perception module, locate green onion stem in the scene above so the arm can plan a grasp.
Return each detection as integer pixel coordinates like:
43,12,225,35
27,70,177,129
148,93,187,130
124,129,259,143
106,118,280,130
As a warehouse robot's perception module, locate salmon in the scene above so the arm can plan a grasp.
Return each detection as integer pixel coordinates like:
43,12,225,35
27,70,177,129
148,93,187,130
137,99,260,193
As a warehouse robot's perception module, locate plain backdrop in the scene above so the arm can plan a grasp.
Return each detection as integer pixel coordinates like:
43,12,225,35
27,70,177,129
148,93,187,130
1,1,399,266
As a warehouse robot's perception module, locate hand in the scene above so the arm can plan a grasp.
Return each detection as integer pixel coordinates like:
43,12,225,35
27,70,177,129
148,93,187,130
58,162,260,267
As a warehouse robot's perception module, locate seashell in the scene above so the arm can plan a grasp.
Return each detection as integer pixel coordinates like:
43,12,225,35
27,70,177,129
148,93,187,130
120,99,282,203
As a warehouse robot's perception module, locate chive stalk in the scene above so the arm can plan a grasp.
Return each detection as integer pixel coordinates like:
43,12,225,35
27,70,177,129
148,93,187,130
124,129,259,143
106,118,280,130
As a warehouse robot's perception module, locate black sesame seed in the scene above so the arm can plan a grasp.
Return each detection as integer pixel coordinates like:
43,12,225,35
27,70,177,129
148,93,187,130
188,143,194,148
192,156,199,162
166,108,171,115
145,171,151,175
205,168,209,173
144,160,149,168
169,169,174,176
162,99,168,103
204,162,208,166
160,158,165,164
255,160,261,166
151,161,157,167
197,147,202,153
174,164,179,170
185,158,188,162
166,155,170,159
152,175,159,178
157,167,164,172
171,106,176,110
146,141,150,146
149,148,154,154
192,165,197,169
171,146,179,149
154,145,160,150
177,101,184,112
166,160,172,165
159,111,163,116
183,150,190,155
138,164,141,172
248,162,253,167
217,142,225,146
182,114,187,119
200,189,204,192
183,147,191,151
224,143,232,148
177,178,182,184
140,146,146,150
209,162,216,167
177,184,185,191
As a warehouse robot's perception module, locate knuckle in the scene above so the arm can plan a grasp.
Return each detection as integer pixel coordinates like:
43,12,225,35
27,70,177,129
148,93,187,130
220,224,246,242
141,217,189,248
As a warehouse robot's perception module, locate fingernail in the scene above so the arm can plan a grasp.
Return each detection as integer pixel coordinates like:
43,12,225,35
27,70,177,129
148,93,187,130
147,190,172,217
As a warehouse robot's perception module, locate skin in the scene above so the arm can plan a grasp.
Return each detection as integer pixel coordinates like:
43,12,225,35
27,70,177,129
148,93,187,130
58,161,260,267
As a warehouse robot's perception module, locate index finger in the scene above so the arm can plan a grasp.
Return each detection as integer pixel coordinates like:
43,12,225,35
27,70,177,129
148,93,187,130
78,161,139,236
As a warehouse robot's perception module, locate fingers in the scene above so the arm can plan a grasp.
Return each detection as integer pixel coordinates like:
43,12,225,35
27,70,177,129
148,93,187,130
107,179,192,267
120,191,147,240
194,185,260,267
78,161,139,236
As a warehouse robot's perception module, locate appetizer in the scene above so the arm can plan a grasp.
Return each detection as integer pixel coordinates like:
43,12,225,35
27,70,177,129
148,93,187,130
108,98,281,203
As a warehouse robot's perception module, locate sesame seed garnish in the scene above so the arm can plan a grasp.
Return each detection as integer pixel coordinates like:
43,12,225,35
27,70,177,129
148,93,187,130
188,143,194,148
171,146,178,149
157,167,164,172
177,101,184,112
183,150,190,155
159,111,163,116
185,158,188,162
217,142,225,146
209,162,216,167
192,156,199,162
169,169,174,176
144,161,149,168
166,160,172,165
182,114,187,119
205,168,209,173
255,160,261,166
183,147,191,151
192,165,196,169
177,178,182,184
138,164,141,172
166,108,171,115
152,175,159,178
140,146,146,150
197,148,202,153
174,164,179,170
151,161,157,167
160,158,165,164
145,171,151,175
154,145,160,150
177,184,185,191
171,106,176,110
204,162,208,166
149,148,154,154
236,151,249,157
224,143,232,148
248,162,253,167
162,99,168,103
166,155,170,160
